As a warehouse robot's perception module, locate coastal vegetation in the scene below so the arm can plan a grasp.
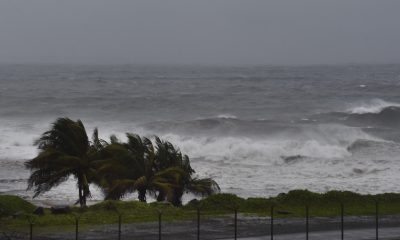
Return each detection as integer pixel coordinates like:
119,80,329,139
2,190,400,230
1,118,399,233
25,118,220,208
25,118,96,207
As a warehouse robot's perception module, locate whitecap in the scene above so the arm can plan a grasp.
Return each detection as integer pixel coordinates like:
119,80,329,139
347,99,400,114
216,114,238,119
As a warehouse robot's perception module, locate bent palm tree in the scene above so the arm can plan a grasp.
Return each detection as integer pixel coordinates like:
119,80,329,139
95,134,220,206
100,134,176,202
165,154,220,206
153,137,220,206
25,118,98,207
172,175,220,206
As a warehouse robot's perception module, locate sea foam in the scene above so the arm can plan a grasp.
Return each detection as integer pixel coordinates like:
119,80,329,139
347,99,400,114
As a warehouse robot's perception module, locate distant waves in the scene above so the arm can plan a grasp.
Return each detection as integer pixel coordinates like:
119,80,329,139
1,65,400,202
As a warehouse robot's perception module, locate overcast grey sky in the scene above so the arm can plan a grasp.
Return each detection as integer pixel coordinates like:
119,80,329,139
1,0,400,65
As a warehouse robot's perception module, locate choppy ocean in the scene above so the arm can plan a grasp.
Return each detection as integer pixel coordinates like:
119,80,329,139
1,64,400,205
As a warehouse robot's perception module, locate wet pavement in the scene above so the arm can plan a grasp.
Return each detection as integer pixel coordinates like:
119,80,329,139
3,214,400,240
236,227,400,240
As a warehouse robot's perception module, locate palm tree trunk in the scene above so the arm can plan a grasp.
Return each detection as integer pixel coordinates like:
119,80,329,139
78,184,83,207
81,174,89,207
171,189,184,207
157,191,165,202
77,174,88,207
138,189,147,202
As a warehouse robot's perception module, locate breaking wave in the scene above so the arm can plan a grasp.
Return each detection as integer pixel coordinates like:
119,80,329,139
215,114,238,119
346,138,400,159
315,99,400,128
346,106,400,127
141,117,282,136
150,124,379,164
347,99,400,114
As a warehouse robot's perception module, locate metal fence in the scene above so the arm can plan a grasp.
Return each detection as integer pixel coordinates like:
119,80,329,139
0,201,390,240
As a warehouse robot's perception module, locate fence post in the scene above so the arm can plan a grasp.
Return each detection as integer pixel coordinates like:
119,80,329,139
113,208,123,240
75,216,79,240
305,205,309,240
234,207,238,240
26,214,36,240
29,223,33,240
270,205,274,240
158,210,162,240
375,200,379,240
340,203,344,240
71,213,81,240
118,213,122,240
197,207,200,240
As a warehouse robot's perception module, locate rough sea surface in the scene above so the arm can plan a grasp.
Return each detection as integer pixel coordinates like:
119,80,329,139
1,64,400,205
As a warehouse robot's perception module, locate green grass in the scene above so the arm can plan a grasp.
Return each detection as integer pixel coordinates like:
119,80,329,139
185,190,400,217
0,195,35,217
2,189,400,233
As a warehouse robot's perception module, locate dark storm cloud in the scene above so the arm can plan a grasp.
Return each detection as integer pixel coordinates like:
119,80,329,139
1,0,400,65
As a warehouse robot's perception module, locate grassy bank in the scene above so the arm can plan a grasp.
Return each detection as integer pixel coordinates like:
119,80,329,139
2,190,400,231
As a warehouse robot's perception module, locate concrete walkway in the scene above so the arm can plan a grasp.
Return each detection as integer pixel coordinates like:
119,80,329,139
236,227,400,240
3,215,400,240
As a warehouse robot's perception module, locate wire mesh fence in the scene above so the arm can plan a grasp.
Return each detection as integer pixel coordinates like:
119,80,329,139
1,200,399,240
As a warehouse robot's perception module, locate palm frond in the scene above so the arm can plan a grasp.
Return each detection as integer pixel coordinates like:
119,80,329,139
92,128,108,151
27,167,74,197
186,177,221,196
105,179,136,200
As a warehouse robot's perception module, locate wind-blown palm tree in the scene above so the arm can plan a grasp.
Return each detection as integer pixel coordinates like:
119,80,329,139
25,118,99,207
153,139,220,206
128,135,220,206
99,134,177,202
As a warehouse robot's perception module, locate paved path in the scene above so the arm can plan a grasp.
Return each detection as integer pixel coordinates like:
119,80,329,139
236,227,400,240
3,215,400,240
